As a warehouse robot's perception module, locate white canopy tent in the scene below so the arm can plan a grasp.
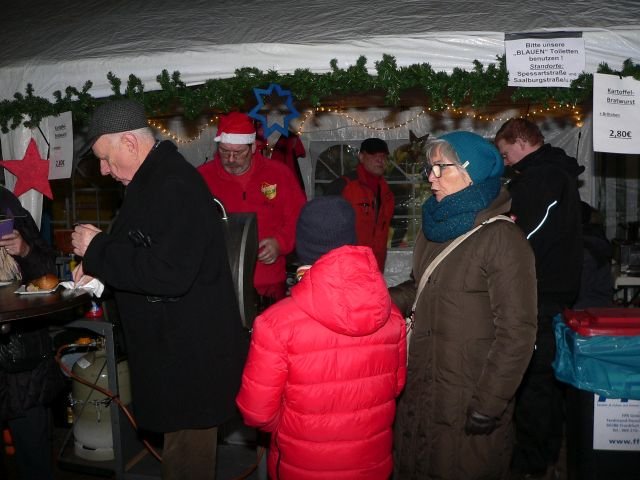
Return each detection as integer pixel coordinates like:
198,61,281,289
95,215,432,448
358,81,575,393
1,0,639,102
1,0,639,263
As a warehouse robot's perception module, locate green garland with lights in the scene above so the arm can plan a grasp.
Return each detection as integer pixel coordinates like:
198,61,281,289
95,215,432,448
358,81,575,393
1,55,638,133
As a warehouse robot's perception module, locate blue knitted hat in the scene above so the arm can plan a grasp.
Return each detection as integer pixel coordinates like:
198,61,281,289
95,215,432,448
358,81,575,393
439,131,504,183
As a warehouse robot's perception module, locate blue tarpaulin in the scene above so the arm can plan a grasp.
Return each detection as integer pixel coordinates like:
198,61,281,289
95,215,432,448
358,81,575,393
553,315,640,400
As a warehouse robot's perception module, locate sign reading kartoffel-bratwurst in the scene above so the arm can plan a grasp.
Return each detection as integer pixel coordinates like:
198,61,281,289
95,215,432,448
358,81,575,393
593,73,640,154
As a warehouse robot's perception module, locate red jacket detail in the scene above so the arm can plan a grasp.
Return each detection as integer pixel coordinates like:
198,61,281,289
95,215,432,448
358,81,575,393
198,152,306,295
333,166,394,271
236,246,407,480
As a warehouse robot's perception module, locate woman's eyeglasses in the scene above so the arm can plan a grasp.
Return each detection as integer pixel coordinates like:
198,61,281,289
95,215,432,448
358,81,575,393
422,163,457,179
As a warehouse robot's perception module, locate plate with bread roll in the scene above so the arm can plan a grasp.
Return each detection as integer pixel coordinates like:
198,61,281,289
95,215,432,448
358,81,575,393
15,274,60,294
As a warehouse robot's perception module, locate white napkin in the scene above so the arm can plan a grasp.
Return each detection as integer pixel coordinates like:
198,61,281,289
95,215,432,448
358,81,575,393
60,278,105,298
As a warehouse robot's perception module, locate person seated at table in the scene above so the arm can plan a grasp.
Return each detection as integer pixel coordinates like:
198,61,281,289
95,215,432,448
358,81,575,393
0,185,63,480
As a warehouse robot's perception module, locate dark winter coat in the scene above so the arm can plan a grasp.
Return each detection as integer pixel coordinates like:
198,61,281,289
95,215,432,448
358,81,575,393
0,186,63,421
0,187,56,282
83,141,246,432
508,143,584,308
573,222,614,309
390,190,538,479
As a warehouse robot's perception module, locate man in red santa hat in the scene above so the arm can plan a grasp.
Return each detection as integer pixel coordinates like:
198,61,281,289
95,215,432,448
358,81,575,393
198,112,306,308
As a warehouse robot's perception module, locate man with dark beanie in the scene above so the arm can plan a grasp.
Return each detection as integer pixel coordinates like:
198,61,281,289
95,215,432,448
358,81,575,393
325,138,395,271
237,195,406,480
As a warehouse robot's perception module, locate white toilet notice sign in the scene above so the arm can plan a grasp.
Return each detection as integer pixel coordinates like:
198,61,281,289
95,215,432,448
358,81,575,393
505,31,585,88
593,395,640,451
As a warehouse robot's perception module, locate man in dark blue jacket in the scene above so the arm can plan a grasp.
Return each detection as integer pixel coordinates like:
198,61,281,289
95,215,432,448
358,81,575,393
496,118,584,479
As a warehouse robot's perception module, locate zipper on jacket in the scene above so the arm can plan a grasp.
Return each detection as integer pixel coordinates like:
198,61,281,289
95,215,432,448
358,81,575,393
243,191,246,201
357,202,371,214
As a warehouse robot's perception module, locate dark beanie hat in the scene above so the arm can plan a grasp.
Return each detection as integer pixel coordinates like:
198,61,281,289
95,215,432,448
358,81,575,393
296,196,357,265
79,99,149,157
360,138,389,154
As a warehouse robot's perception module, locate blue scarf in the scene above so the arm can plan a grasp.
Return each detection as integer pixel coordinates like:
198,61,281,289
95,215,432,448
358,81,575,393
422,177,501,242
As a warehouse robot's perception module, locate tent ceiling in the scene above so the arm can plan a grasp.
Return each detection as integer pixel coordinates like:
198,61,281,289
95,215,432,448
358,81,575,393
1,0,639,102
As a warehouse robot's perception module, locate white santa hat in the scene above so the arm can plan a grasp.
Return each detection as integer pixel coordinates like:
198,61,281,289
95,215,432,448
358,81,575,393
214,112,256,144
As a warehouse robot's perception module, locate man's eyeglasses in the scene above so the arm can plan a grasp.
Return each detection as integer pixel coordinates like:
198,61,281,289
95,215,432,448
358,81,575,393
422,163,457,179
218,146,251,160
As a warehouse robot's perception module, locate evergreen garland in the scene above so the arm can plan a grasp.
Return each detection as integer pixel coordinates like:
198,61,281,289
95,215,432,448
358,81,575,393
1,55,638,134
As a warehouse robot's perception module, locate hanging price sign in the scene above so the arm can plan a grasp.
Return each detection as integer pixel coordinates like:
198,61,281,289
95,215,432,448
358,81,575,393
593,73,640,154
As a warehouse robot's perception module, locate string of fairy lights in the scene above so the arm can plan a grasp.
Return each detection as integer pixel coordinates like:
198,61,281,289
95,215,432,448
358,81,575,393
147,103,584,144
146,117,220,144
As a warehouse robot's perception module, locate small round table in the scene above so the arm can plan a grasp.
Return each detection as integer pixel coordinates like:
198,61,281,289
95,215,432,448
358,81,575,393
0,281,91,324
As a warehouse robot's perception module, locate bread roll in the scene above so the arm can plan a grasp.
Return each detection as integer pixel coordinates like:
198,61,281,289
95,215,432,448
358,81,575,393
27,274,59,291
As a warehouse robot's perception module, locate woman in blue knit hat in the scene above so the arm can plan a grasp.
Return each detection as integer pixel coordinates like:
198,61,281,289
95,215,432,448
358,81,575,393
390,131,538,479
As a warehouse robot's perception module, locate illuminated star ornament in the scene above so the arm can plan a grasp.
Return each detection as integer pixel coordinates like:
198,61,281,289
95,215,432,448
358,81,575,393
0,138,53,199
248,83,300,138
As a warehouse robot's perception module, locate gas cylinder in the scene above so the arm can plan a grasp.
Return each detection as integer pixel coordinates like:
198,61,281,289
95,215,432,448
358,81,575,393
71,347,131,461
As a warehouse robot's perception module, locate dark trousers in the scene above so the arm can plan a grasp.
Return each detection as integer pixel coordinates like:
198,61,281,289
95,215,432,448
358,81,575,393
511,313,565,475
162,426,218,480
7,405,54,480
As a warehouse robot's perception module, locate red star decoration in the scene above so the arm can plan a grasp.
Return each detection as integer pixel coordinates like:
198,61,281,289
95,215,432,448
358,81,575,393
0,138,53,199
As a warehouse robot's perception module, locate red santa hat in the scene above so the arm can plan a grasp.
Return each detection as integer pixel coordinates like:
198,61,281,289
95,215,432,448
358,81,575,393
214,112,256,144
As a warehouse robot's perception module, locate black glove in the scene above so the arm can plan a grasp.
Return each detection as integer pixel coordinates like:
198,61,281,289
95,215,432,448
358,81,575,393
464,408,498,435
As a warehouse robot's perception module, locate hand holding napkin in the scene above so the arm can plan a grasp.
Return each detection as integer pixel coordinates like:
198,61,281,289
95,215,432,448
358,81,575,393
60,277,105,298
